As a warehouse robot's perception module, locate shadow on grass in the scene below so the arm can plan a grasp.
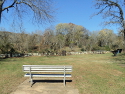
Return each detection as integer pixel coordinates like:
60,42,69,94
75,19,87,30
112,53,125,67
0,58,9,63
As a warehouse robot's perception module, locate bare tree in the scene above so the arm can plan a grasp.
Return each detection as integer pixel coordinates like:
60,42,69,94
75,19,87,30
94,0,125,49
0,0,55,24
0,29,13,55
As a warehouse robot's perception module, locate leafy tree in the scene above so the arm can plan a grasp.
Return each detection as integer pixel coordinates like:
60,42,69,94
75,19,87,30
97,29,116,50
55,23,89,51
89,31,99,51
74,25,87,47
56,23,69,49
40,27,59,55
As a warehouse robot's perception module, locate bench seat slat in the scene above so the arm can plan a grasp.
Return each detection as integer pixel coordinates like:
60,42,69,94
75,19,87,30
24,69,72,70
23,65,72,67
24,66,72,67
23,70,72,72
23,67,72,69
23,65,72,68
23,65,72,73
24,73,71,77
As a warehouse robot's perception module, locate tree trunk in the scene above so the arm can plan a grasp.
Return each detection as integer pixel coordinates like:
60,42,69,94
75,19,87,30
0,1,3,22
123,30,125,52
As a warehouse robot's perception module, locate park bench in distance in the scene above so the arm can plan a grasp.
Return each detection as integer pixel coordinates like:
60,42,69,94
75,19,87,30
23,65,72,87
111,49,122,56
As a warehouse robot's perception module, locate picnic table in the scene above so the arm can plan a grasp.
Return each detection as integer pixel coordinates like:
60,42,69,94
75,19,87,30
111,49,122,56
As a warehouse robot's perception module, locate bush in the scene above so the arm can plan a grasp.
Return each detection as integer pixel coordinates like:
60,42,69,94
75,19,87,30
78,45,82,48
105,46,110,51
81,48,85,51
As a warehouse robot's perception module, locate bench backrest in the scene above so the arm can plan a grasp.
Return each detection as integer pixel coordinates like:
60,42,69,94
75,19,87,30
23,65,72,73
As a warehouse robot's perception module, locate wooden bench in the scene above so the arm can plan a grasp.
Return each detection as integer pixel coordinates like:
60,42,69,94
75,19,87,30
23,65,72,87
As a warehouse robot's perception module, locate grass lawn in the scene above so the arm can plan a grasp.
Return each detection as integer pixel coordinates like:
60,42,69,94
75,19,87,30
0,53,125,94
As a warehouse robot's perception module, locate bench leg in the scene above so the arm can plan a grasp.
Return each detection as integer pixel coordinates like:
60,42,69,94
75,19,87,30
30,79,33,87
64,66,66,86
64,79,65,86
64,76,66,86
29,75,33,87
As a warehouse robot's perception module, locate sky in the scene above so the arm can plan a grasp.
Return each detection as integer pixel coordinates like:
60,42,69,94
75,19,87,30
0,0,123,34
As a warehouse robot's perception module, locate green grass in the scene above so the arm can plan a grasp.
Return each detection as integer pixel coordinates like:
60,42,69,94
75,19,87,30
1,53,125,94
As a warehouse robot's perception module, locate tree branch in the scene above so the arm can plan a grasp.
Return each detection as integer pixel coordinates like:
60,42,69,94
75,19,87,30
2,0,17,12
0,0,6,22
0,0,55,24
95,0,124,28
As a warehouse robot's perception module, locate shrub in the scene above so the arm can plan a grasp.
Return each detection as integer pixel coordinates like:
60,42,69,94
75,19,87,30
81,48,85,51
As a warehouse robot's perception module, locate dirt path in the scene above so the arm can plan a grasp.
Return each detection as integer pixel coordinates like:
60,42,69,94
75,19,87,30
10,79,79,94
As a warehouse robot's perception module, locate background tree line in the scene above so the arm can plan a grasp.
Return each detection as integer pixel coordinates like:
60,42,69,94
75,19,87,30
0,0,125,56
0,23,123,56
